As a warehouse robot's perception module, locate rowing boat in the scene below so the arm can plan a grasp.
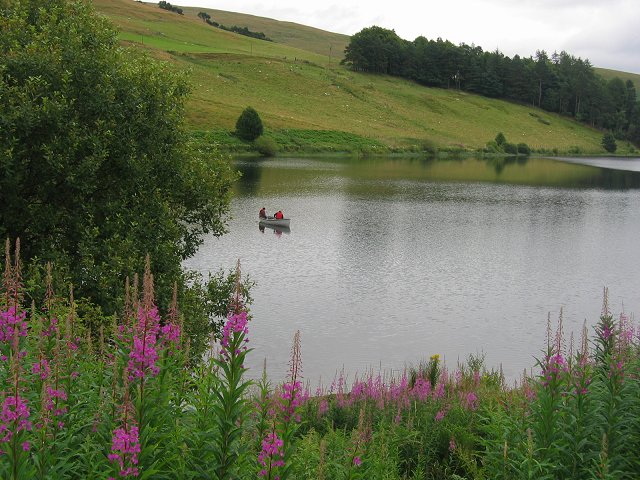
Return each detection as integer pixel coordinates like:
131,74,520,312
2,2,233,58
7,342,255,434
259,217,290,228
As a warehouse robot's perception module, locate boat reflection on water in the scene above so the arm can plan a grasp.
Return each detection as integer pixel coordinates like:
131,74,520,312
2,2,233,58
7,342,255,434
258,224,291,236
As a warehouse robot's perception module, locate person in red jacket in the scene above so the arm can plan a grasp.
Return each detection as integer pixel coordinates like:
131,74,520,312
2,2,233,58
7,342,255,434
274,210,284,219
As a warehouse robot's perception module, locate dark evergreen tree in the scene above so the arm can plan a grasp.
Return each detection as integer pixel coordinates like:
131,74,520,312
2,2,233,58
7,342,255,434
235,106,264,141
602,132,617,153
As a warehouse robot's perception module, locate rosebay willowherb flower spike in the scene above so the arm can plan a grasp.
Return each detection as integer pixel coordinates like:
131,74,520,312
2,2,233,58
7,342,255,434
230,259,244,314
289,330,302,384
2,239,23,308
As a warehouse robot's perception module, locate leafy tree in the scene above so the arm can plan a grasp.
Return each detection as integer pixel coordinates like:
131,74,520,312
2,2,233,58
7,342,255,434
602,132,617,153
254,136,278,156
342,26,406,74
0,0,236,314
495,132,507,146
235,106,264,141
503,142,518,154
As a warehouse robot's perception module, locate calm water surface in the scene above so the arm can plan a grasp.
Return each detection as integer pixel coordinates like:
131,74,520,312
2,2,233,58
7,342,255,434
184,156,640,386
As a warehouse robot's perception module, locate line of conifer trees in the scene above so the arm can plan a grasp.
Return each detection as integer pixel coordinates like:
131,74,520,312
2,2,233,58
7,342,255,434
158,1,183,15
342,26,640,145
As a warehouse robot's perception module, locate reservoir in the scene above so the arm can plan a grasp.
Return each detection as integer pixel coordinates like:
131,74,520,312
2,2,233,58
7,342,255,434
184,155,640,386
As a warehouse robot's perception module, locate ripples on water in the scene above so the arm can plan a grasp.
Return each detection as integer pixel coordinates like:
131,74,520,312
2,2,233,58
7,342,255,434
184,156,640,386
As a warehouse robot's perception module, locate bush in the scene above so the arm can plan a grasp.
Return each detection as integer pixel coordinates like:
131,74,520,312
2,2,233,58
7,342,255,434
503,142,518,154
235,106,264,141
568,145,583,155
494,132,507,146
602,132,617,153
420,139,438,156
484,140,500,153
254,136,278,156
517,142,531,155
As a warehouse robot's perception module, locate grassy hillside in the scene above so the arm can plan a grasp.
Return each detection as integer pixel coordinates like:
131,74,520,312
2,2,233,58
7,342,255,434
94,0,634,154
179,6,350,60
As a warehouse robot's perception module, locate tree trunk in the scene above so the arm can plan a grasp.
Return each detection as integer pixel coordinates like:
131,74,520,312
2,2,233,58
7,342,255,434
538,79,543,107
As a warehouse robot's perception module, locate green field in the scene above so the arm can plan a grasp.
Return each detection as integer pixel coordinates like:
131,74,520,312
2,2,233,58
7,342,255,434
95,0,636,154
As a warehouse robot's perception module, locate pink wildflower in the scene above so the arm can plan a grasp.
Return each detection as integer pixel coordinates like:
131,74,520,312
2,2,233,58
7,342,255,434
221,312,249,359
0,307,28,342
42,317,59,337
433,381,446,399
160,323,181,349
44,386,68,417
32,358,51,380
108,424,141,478
317,398,329,417
0,395,32,443
353,456,362,466
127,335,160,380
136,306,161,337
541,353,568,386
435,409,446,422
257,431,285,475
411,377,431,401
464,391,479,411
279,380,307,422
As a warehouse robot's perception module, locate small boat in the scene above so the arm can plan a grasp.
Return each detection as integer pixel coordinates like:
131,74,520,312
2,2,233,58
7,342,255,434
259,217,291,228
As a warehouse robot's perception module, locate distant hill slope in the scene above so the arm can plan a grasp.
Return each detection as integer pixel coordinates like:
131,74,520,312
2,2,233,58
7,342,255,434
595,68,640,90
93,0,634,154
179,6,350,60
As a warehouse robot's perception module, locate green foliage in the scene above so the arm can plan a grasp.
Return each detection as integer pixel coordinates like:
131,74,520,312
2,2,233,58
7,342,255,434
211,313,253,479
254,136,279,156
235,106,264,141
484,140,501,153
495,132,507,146
503,143,518,155
267,129,387,153
602,132,618,153
178,266,254,362
342,26,405,74
4,261,640,480
0,0,237,315
517,142,531,155
480,293,640,480
568,145,583,155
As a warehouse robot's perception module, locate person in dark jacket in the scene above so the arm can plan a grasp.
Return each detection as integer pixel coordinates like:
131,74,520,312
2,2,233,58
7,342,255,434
259,207,267,219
